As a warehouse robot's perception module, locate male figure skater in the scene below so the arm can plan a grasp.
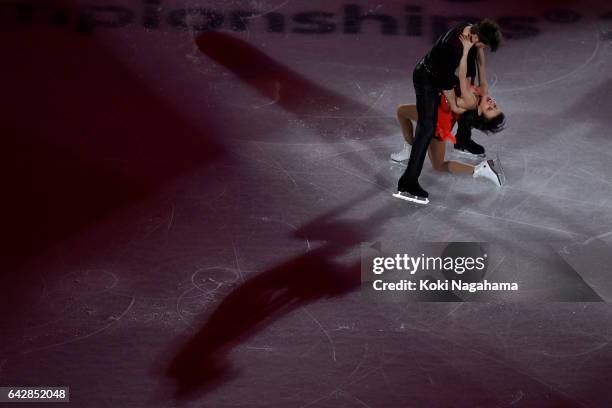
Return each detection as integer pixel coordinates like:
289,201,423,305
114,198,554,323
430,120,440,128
394,20,503,204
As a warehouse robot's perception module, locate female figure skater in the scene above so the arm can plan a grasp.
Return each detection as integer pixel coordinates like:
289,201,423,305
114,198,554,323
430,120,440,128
392,35,505,200
442,34,505,130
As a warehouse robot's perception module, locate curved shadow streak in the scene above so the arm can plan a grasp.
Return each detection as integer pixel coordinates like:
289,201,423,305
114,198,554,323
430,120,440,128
165,246,360,399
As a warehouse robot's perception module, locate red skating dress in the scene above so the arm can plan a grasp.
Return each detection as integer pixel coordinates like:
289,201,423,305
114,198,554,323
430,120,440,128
435,82,480,144
435,94,459,144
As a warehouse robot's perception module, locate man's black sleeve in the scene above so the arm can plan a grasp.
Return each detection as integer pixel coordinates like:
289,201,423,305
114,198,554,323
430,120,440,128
439,43,457,90
467,47,477,79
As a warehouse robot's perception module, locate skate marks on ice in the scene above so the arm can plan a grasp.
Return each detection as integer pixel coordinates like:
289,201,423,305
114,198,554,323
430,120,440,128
194,30,397,145
495,20,602,93
174,216,315,328
1,267,135,358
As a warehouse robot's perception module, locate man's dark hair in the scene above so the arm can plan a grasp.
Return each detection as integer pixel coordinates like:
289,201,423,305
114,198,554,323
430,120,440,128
463,110,506,135
471,19,503,52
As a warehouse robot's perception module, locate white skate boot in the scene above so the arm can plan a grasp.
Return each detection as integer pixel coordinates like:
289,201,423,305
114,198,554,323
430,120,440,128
473,159,504,187
390,142,410,165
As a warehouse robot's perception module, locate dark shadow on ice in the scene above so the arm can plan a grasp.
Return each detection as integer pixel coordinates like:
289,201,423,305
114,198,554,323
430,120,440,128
164,247,360,399
163,185,411,400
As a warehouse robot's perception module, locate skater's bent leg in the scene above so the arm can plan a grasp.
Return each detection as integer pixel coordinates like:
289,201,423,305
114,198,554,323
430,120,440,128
427,138,447,172
428,138,474,174
396,105,417,144
397,104,418,122
447,160,474,174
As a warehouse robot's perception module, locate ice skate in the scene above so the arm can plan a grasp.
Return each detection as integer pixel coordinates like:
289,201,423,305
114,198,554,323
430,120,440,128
392,182,429,205
392,191,429,205
454,139,486,158
390,142,410,165
473,159,504,187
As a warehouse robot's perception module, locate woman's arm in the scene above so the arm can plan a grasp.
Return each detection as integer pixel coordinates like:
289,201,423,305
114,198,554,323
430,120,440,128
443,90,467,114
457,35,478,109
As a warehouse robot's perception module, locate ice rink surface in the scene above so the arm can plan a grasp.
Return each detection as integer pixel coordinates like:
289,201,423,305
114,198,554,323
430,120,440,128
2,0,612,406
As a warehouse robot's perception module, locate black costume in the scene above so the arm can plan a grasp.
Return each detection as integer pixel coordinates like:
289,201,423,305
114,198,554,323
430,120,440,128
398,23,478,198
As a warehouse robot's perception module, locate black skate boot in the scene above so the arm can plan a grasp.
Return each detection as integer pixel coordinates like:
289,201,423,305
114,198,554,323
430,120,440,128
393,182,429,205
454,139,485,158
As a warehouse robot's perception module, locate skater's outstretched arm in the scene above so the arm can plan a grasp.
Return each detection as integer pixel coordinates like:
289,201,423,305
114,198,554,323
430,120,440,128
457,35,478,109
444,35,477,114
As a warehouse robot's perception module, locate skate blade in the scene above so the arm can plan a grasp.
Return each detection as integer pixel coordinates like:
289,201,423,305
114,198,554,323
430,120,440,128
453,149,486,159
389,158,408,167
491,155,507,186
495,154,506,186
392,192,429,205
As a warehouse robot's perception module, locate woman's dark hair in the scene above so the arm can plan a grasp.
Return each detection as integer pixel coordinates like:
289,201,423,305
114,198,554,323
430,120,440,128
463,109,506,135
471,19,503,52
